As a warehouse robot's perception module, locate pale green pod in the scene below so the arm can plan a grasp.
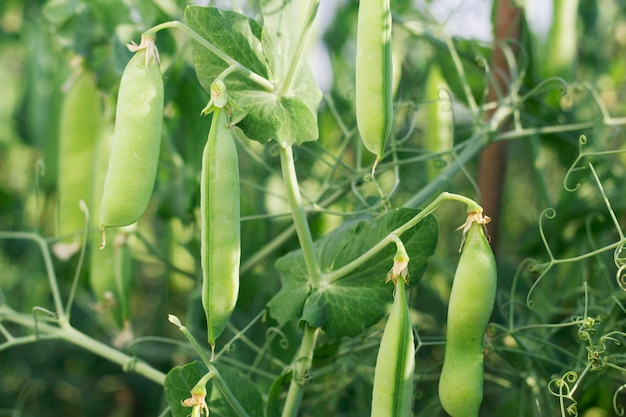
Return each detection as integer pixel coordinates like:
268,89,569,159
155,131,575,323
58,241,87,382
201,108,241,346
355,0,393,161
90,127,132,328
439,221,497,417
424,63,454,182
100,47,163,230
371,279,415,417
56,68,100,257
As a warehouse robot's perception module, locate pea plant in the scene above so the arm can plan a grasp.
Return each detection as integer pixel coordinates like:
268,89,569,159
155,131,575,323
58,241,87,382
2,0,626,416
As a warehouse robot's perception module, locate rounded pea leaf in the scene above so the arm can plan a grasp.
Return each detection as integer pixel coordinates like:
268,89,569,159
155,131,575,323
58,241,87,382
184,5,322,146
267,208,438,338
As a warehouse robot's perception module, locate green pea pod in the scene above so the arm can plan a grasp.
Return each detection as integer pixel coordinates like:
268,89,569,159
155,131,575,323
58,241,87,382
90,127,132,329
424,63,454,182
100,41,163,232
371,278,414,417
439,215,497,417
540,0,579,81
355,0,393,162
55,67,100,259
201,108,240,347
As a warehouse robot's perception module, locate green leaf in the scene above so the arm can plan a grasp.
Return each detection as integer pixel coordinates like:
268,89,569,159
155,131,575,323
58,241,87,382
164,361,264,417
235,92,319,146
260,0,322,122
184,6,269,86
266,370,292,417
267,208,439,338
184,4,322,146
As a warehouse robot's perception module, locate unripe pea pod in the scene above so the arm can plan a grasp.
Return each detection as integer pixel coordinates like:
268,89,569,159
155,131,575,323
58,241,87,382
99,39,163,235
201,106,240,348
54,66,100,259
355,0,393,163
423,62,454,182
371,277,415,417
438,213,497,417
90,126,132,329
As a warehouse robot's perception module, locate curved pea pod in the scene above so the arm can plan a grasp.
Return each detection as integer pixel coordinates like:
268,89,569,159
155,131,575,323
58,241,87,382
371,279,415,417
438,216,497,417
99,42,164,231
355,0,393,162
201,108,240,347
89,127,132,329
54,67,100,259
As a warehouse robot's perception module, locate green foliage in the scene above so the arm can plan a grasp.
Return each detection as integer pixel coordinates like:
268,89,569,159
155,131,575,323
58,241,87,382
3,1,626,416
164,361,264,417
268,208,438,338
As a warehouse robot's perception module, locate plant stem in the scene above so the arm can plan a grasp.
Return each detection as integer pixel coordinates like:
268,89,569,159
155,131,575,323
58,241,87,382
0,232,67,324
3,308,166,385
61,326,166,385
279,0,320,97
326,192,482,284
209,364,251,417
281,325,320,417
278,145,322,286
278,145,323,417
143,21,274,91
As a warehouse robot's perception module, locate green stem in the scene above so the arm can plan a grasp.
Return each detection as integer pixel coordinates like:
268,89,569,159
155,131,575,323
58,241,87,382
326,192,481,283
168,315,250,417
443,33,479,118
209,365,251,417
169,315,214,365
277,145,324,417
61,326,166,385
2,309,166,385
281,325,320,417
143,21,274,91
403,136,484,209
279,0,320,97
0,232,67,325
279,145,322,286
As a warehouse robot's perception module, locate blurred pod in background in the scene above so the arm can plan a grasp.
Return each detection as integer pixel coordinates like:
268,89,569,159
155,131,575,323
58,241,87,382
89,123,134,337
422,62,454,182
54,62,100,259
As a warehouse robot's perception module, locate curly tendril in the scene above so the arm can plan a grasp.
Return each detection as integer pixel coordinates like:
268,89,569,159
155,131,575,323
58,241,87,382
562,135,589,192
586,345,605,370
524,209,558,307
576,316,597,342
617,264,626,292
614,242,626,268
548,371,579,417
614,384,626,416
266,327,290,350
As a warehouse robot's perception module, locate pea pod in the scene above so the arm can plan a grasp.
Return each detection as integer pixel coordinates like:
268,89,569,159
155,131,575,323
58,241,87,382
99,40,163,232
90,127,132,329
201,107,240,347
438,214,496,417
371,262,414,417
55,67,100,259
355,0,393,162
423,62,454,182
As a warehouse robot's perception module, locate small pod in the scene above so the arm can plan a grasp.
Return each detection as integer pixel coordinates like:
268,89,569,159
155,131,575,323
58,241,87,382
423,63,454,182
55,67,100,258
201,108,241,347
438,217,497,417
100,43,163,231
355,0,393,161
371,279,415,417
90,127,132,328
